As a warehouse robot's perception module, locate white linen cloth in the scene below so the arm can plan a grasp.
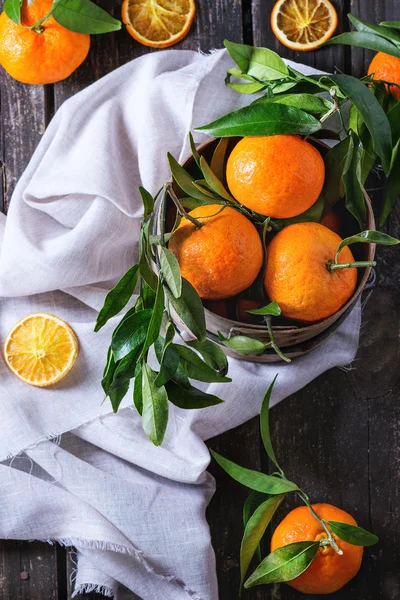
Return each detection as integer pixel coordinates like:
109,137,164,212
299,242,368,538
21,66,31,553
0,49,361,599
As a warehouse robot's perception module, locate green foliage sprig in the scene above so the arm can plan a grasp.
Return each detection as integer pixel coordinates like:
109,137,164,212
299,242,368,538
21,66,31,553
4,0,121,34
211,376,379,591
195,35,400,225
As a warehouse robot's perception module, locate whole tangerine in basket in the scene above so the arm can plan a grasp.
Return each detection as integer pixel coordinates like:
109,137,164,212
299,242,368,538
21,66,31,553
226,135,325,219
168,204,263,300
0,0,90,85
271,504,363,594
264,222,357,323
368,52,400,100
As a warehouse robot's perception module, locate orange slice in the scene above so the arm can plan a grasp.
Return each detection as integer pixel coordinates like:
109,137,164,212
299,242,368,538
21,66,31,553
122,0,196,48
4,313,78,387
271,0,338,51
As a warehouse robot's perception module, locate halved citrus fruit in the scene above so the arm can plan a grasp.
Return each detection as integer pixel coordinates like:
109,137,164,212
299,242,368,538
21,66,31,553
271,0,338,51
4,313,79,387
122,0,196,48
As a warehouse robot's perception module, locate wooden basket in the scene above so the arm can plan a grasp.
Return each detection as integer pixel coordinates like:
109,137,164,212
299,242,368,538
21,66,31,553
152,138,375,362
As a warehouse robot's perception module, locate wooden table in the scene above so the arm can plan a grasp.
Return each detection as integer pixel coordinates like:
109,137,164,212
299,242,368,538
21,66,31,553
1,1,399,599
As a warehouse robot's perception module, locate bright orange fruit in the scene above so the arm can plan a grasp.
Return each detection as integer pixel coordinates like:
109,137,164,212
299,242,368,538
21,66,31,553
368,52,400,100
226,136,325,219
4,313,79,387
122,0,195,48
271,504,363,594
270,0,338,51
264,222,357,322
168,204,263,300
0,0,90,85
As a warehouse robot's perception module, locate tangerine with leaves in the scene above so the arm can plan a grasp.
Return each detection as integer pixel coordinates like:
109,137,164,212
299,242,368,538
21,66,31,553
168,204,263,300
368,52,400,100
264,222,358,323
271,504,363,594
0,0,90,85
226,135,325,218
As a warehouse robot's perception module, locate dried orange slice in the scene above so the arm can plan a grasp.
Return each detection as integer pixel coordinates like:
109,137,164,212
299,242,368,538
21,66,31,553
271,0,338,51
4,313,78,387
122,0,195,48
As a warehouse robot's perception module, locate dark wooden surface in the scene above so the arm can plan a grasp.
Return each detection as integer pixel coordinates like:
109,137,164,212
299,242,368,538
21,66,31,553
1,1,399,599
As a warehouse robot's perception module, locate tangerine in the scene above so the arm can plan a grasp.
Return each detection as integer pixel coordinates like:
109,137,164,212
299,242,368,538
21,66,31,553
226,135,325,218
368,52,400,100
0,0,90,85
168,204,263,300
321,210,341,235
264,222,357,322
271,503,363,594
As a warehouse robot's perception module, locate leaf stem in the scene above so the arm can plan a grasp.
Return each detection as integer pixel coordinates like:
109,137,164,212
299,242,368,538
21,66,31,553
297,490,343,555
167,183,203,229
266,316,291,363
327,260,376,272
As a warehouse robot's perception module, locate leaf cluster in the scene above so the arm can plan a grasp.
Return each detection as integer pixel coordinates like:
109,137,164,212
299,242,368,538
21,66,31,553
4,0,121,34
211,376,379,591
95,186,231,446
195,33,400,226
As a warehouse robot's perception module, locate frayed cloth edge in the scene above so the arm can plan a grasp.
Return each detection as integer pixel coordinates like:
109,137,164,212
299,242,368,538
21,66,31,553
40,537,204,600
72,583,114,598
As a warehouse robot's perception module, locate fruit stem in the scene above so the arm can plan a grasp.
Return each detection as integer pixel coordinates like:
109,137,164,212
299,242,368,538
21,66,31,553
297,490,343,555
327,260,376,272
29,3,57,32
167,183,203,229
266,316,291,363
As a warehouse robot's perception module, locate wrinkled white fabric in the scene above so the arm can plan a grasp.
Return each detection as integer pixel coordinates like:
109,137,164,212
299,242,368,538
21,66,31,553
0,49,361,599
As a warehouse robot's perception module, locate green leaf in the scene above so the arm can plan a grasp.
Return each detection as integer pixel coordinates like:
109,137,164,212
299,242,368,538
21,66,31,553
246,300,281,316
381,21,400,30
166,381,224,409
253,93,332,115
139,186,154,218
387,100,400,146
244,541,319,587
217,332,268,356
327,520,379,547
226,79,267,94
210,450,298,494
200,157,235,201
167,153,214,202
330,74,392,174
211,137,230,182
260,375,281,470
380,139,400,224
101,347,117,395
109,380,130,413
243,491,270,561
166,278,206,341
325,31,400,59
224,40,289,81
342,132,367,229
173,345,231,383
95,265,139,332
3,0,21,23
53,0,121,33
139,279,164,360
348,13,400,45
155,325,180,387
142,363,169,446
240,495,285,587
159,247,182,298
108,346,142,393
188,132,201,168
186,338,228,376
133,367,143,415
336,229,400,261
139,221,159,292
111,309,152,361
195,103,321,138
